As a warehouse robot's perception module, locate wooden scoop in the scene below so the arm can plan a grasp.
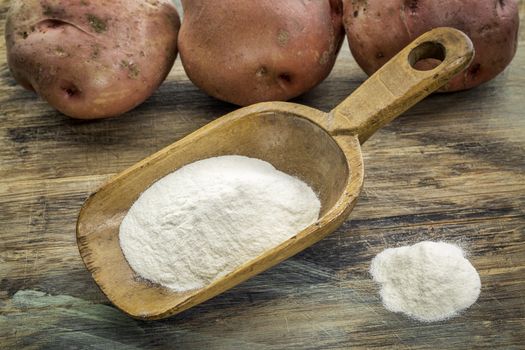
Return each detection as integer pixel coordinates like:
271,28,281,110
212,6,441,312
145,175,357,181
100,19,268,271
77,28,474,320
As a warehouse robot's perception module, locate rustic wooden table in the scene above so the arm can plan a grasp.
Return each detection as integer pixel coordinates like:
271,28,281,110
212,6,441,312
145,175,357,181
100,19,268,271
1,1,524,349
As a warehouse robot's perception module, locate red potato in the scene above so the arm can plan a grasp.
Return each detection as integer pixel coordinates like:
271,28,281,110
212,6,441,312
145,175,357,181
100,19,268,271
343,0,519,91
5,0,180,119
178,0,345,106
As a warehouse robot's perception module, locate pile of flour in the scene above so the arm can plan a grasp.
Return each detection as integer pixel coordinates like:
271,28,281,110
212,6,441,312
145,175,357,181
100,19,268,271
370,241,481,322
119,155,320,292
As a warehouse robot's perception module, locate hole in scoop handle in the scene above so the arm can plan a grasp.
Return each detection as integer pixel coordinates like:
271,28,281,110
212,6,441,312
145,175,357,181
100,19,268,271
331,27,474,143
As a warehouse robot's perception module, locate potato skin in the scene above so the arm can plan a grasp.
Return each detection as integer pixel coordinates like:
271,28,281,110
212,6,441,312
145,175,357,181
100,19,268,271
5,0,180,119
178,0,345,106
343,0,519,91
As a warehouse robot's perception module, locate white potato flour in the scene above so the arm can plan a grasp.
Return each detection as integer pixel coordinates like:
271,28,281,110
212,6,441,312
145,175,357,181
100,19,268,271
119,155,320,292
370,241,481,322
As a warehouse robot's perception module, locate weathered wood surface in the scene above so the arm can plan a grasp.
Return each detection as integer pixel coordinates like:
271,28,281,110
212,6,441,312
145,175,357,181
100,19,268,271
1,1,524,349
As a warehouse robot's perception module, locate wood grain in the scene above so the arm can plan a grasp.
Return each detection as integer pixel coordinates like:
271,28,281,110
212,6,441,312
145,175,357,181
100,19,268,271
1,0,524,349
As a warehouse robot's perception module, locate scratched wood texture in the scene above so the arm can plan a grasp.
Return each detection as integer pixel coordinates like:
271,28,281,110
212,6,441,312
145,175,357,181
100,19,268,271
1,1,524,349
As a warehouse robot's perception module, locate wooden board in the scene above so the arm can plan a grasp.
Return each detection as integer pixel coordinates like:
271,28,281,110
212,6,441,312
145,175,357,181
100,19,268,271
1,1,524,348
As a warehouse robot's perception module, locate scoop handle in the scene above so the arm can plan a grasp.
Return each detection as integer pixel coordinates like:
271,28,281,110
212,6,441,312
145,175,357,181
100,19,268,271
330,27,474,143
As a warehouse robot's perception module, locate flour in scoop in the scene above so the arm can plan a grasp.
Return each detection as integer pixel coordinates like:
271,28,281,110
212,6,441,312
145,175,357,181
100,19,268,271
119,155,321,292
370,241,481,322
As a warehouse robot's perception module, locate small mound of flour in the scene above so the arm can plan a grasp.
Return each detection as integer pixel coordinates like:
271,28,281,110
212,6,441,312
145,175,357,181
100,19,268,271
119,155,320,292
370,241,481,322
